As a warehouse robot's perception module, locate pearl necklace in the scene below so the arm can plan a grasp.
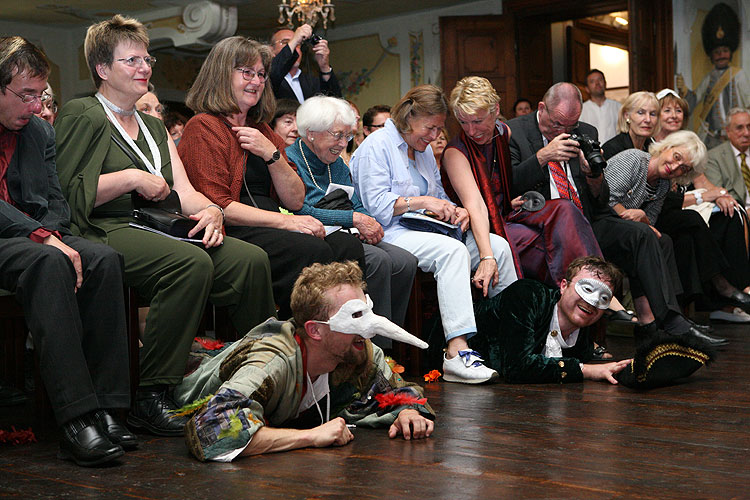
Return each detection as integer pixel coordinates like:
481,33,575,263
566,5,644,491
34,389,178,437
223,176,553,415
299,140,331,191
96,92,135,116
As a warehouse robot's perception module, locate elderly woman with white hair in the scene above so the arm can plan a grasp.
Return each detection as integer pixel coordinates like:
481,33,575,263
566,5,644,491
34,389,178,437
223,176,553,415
287,96,418,325
606,130,750,310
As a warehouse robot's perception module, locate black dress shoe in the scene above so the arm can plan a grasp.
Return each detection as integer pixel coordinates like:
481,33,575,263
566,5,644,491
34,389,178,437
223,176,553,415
687,318,714,334
93,410,138,450
58,415,124,467
684,326,729,347
0,384,28,407
726,290,750,312
127,388,187,437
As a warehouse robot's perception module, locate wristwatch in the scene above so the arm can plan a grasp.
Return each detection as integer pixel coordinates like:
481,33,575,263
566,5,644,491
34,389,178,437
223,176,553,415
265,149,281,165
695,191,704,204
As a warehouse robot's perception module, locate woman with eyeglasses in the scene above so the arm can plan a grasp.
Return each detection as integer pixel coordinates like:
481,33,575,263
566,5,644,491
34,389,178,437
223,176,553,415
605,130,750,311
55,16,276,438
602,91,659,160
34,83,57,124
351,84,518,384
285,96,417,326
654,89,750,321
178,36,364,318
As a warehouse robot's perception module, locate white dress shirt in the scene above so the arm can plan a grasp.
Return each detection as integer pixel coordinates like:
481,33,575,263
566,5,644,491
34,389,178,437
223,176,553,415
580,98,621,144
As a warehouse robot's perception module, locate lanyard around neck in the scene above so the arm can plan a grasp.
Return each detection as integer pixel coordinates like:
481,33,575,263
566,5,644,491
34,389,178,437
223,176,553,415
96,93,163,178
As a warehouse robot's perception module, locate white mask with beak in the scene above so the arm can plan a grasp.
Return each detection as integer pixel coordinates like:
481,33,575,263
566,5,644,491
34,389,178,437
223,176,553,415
315,295,428,349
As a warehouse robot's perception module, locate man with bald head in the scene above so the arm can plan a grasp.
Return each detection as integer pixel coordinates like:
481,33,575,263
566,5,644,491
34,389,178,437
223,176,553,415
507,83,726,345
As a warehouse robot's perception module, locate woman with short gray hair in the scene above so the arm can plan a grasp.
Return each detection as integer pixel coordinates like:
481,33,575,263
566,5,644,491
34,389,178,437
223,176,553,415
287,96,418,326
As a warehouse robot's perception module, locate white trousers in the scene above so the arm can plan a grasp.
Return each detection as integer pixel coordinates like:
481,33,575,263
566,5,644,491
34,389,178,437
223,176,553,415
389,229,517,341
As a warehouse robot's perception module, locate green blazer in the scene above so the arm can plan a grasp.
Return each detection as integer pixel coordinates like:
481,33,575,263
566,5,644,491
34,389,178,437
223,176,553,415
705,141,747,205
474,279,593,383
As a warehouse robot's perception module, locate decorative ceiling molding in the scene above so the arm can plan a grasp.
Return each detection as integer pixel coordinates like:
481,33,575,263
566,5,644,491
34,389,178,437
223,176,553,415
146,1,237,50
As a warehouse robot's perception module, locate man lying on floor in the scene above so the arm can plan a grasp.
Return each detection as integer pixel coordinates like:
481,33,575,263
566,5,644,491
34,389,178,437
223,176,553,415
175,261,434,461
472,255,715,386
473,256,632,384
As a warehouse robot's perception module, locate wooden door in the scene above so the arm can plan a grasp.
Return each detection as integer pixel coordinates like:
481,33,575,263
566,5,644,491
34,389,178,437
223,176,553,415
567,26,592,99
440,15,517,134
628,0,673,92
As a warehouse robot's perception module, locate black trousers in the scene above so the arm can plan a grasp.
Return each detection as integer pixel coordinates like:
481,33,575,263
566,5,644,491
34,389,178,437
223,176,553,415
0,235,129,425
708,210,750,290
226,226,365,318
656,204,730,300
592,215,682,322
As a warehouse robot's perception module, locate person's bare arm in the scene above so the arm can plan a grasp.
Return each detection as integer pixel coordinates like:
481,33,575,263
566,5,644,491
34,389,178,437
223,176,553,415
240,417,353,456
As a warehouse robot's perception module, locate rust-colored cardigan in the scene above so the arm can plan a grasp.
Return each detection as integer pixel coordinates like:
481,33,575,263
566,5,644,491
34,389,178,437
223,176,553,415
178,113,291,209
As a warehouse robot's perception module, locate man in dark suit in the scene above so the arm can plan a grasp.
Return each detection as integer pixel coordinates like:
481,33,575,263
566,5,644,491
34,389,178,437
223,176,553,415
0,36,136,466
507,82,726,345
269,24,342,103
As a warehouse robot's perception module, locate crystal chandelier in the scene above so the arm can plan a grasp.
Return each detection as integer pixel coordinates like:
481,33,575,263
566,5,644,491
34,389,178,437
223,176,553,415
278,0,335,29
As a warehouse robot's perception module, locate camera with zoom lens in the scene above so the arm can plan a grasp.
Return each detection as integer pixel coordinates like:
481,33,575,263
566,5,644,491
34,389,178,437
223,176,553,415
569,132,607,177
305,34,324,46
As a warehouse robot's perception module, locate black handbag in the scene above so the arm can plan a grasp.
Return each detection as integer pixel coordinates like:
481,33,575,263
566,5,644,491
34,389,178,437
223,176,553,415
110,133,203,240
132,191,204,240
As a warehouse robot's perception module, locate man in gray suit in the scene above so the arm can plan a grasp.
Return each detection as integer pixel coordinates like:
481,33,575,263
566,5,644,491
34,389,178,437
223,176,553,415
705,108,750,206
507,82,725,346
0,36,135,466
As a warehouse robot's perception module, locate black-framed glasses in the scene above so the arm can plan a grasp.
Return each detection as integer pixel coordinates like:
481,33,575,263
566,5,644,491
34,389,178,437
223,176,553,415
5,86,51,104
236,67,267,82
116,56,157,68
326,130,354,142
368,123,386,129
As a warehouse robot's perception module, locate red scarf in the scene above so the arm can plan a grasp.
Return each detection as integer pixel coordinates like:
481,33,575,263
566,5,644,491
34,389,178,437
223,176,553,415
442,123,522,277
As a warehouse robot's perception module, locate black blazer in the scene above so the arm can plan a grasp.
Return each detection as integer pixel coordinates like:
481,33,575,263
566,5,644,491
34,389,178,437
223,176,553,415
601,131,654,160
0,116,71,239
269,45,342,102
507,112,612,223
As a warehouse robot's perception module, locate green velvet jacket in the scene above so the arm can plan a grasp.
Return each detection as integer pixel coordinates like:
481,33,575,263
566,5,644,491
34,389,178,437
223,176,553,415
474,279,594,384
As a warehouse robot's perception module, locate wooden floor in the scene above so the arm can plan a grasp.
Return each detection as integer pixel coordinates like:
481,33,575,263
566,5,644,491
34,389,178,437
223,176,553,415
1,322,749,499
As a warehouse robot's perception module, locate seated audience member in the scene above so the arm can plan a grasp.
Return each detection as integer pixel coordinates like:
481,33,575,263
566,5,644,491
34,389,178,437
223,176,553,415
430,127,447,166
656,92,749,322
705,107,750,208
178,36,364,318
512,98,532,117
473,257,631,383
351,84,519,384
362,104,391,137
33,83,57,125
164,111,187,144
55,16,276,437
288,95,417,325
602,91,658,160
579,69,621,144
443,77,602,290
0,36,133,466
606,131,748,323
176,261,435,461
135,84,163,120
271,98,299,147
269,24,341,103
507,82,725,346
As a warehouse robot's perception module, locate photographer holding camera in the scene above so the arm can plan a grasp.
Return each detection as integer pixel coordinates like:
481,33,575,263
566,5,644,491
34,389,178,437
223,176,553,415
508,82,725,346
269,24,342,103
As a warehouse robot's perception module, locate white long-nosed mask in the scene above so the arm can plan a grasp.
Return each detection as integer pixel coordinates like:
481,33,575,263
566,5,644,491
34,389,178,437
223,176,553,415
316,295,428,349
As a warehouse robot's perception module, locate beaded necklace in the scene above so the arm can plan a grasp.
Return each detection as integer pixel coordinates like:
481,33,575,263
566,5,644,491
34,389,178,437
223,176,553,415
299,139,332,191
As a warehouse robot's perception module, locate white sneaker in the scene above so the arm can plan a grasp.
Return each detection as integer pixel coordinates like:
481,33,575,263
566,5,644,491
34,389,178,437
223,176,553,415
710,307,750,323
442,350,499,384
